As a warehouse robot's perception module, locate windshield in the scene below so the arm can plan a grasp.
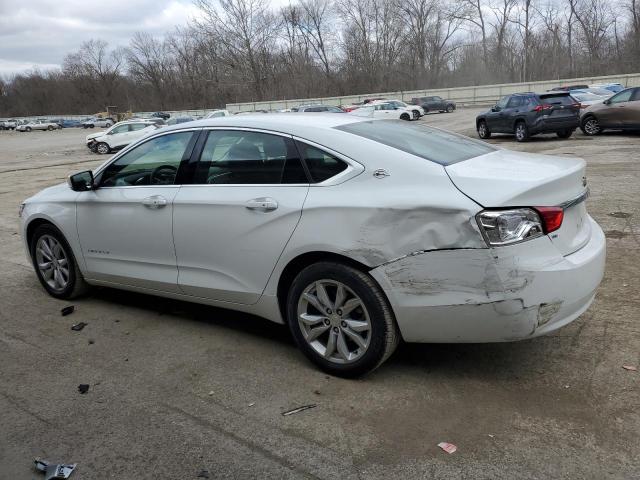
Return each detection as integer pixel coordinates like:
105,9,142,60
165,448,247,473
336,120,495,166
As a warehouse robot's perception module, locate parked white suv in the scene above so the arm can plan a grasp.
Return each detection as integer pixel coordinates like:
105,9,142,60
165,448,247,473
86,120,159,154
82,117,114,129
17,120,62,132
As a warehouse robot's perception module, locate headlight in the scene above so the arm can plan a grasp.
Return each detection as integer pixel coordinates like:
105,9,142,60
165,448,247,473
477,208,546,246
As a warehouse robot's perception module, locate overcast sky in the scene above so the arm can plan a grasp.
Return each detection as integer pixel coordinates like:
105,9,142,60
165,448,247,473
0,0,202,77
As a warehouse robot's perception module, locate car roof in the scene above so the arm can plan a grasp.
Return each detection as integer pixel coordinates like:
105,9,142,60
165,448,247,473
159,113,369,137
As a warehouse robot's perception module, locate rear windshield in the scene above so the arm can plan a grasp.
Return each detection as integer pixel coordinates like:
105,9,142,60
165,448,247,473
540,94,575,105
335,120,495,166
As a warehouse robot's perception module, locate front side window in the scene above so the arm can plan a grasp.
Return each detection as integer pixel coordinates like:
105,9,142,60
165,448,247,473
506,96,524,108
99,131,194,187
296,142,348,182
610,89,633,104
110,125,129,135
631,88,640,101
497,96,509,109
130,123,150,131
194,130,307,184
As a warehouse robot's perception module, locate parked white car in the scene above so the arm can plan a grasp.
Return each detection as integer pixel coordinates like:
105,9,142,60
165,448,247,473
205,110,231,119
86,120,159,154
371,100,424,119
349,102,414,120
20,115,605,376
82,117,114,129
17,120,61,132
1,119,18,130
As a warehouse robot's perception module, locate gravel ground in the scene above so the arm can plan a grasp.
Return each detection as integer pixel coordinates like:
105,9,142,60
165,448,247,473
0,112,638,479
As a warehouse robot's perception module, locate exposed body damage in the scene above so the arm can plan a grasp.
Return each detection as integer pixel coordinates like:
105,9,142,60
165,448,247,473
370,217,605,342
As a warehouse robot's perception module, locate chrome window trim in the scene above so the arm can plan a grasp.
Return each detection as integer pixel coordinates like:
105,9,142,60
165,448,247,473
290,135,364,186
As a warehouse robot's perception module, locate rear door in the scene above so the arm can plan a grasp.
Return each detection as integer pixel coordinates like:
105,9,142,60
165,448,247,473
502,95,525,131
172,128,309,304
620,88,640,127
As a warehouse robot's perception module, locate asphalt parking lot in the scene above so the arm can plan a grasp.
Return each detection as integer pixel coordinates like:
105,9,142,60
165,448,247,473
1,110,638,479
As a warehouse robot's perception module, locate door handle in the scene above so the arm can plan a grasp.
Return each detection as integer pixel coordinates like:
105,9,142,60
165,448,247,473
246,197,278,212
142,195,168,209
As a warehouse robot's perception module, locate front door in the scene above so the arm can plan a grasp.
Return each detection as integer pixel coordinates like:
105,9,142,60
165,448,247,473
173,129,309,304
598,88,634,127
76,130,198,292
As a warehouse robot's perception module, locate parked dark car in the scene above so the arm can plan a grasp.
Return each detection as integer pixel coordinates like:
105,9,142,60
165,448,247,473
411,96,456,113
476,92,580,142
550,84,589,92
580,87,640,135
151,111,171,120
57,119,82,128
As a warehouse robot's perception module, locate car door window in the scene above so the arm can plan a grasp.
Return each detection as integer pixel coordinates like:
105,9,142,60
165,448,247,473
630,89,640,101
610,89,633,104
506,96,524,108
296,142,348,183
194,130,307,184
497,96,509,109
130,123,149,131
110,125,129,135
99,132,194,187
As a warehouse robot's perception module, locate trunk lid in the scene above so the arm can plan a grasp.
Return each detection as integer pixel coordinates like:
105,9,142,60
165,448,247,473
538,92,581,122
446,150,591,255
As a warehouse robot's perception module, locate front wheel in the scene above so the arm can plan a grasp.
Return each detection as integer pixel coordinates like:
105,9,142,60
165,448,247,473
412,110,420,120
26,127,32,132
96,142,110,154
30,224,89,299
47,125,54,131
400,113,411,121
514,121,529,142
477,120,491,139
581,116,601,136
446,105,454,113
287,262,399,377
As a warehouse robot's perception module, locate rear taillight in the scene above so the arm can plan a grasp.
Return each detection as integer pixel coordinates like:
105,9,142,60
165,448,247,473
534,207,564,233
533,104,553,112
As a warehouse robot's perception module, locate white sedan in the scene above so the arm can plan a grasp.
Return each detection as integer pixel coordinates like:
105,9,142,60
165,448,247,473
20,114,605,377
17,120,61,132
349,102,414,120
86,120,159,154
371,99,424,119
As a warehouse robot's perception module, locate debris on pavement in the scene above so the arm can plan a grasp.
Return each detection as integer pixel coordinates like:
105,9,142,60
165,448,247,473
437,442,457,454
197,470,210,478
622,365,637,371
281,404,317,416
208,391,214,396
60,306,75,316
78,384,89,394
88,339,95,345
248,402,255,407
70,322,87,331
34,458,77,479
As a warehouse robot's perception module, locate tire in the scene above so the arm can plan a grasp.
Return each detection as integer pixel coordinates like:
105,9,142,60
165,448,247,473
556,129,573,139
83,125,89,129
286,262,400,377
29,223,89,299
90,125,95,128
400,113,411,121
477,120,491,139
514,121,529,142
96,142,110,155
47,125,54,131
105,122,113,128
581,116,601,136
423,107,429,114
446,105,454,113
26,127,32,132
412,110,420,120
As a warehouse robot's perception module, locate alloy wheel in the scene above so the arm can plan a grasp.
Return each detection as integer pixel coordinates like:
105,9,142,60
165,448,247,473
97,143,109,154
515,123,526,141
297,280,371,364
478,122,487,137
584,118,600,135
35,235,69,293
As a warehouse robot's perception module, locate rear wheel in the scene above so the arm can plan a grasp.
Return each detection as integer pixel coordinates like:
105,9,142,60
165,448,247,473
556,129,573,139
287,262,399,377
26,127,32,132
446,105,454,113
477,120,491,139
47,125,54,131
30,224,89,299
514,121,529,142
581,116,601,136
412,110,420,120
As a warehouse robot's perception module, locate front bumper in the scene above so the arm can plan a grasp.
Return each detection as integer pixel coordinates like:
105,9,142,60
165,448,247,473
370,216,606,343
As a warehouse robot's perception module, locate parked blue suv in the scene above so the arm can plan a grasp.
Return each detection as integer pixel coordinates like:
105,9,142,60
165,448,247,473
476,92,581,142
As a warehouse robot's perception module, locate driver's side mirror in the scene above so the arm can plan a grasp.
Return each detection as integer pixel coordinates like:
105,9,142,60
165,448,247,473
604,99,611,105
491,105,500,112
68,170,95,191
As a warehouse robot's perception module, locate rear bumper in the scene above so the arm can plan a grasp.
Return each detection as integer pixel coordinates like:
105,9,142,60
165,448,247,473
370,216,606,343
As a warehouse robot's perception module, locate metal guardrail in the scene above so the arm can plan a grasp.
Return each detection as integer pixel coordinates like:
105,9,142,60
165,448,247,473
3,72,639,122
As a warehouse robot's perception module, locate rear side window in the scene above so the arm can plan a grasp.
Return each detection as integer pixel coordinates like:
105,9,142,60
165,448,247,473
296,142,348,182
336,120,495,166
506,96,525,108
632,88,640,101
194,130,307,184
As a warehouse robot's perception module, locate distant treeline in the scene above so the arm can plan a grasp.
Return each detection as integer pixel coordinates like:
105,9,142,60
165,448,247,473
1,0,639,116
